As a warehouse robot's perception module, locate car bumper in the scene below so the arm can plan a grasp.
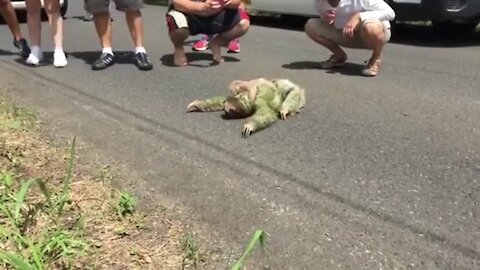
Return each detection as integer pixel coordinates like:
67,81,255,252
11,0,66,10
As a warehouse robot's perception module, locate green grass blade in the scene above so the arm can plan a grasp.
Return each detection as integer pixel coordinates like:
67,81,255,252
35,179,52,208
22,234,44,270
57,136,76,216
0,251,34,270
1,172,14,188
0,203,14,221
0,227,44,270
13,179,34,224
230,229,266,270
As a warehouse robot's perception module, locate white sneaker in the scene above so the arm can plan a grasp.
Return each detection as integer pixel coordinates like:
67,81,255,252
53,50,68,68
26,47,43,66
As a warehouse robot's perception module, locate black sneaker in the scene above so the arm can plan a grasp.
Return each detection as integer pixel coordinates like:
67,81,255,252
92,52,115,70
13,38,31,60
133,52,153,71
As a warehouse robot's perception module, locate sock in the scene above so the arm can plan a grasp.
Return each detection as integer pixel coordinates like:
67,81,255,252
26,46,43,65
31,46,42,56
54,48,64,54
102,47,114,55
135,47,146,54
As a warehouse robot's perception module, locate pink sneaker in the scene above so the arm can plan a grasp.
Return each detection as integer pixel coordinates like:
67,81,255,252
192,38,209,51
227,39,240,53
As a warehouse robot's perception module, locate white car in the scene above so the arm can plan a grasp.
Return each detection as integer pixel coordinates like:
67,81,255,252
245,0,480,33
245,0,317,17
11,0,69,18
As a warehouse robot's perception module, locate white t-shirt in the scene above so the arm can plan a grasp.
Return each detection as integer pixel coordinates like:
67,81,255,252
315,0,396,30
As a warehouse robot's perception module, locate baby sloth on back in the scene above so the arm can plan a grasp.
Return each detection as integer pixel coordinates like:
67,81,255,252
186,78,306,137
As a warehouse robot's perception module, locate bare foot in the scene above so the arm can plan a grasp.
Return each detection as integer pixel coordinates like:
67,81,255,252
208,38,225,64
174,47,188,66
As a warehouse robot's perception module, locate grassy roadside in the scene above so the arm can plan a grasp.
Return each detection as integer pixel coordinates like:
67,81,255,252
0,93,271,269
0,97,201,269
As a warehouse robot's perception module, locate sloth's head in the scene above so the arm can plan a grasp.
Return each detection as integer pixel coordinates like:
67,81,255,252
223,95,254,118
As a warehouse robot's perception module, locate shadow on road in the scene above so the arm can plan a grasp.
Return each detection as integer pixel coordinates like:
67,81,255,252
282,61,367,77
160,52,240,68
0,48,16,57
68,50,139,66
250,15,480,48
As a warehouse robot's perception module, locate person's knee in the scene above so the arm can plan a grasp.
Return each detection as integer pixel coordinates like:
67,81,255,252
304,18,317,35
362,22,385,41
125,9,142,17
169,27,189,43
44,0,60,15
26,1,41,14
238,19,250,33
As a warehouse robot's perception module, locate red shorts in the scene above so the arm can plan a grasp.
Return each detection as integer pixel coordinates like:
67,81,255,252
239,8,250,22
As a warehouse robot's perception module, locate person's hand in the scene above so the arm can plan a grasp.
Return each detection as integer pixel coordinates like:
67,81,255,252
343,13,361,38
322,9,336,24
202,0,223,15
221,0,232,5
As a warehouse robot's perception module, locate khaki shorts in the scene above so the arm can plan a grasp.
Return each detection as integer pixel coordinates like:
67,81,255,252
86,0,143,13
306,18,391,49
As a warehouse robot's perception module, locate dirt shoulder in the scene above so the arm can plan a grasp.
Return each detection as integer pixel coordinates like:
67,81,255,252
0,96,207,269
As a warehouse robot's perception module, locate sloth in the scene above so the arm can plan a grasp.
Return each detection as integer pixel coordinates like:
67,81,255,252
186,78,305,137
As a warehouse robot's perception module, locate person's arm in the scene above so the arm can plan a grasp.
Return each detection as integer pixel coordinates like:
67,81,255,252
360,0,396,22
172,0,223,16
186,96,226,112
171,0,203,13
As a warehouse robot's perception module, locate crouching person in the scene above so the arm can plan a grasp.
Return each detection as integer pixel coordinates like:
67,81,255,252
166,0,250,66
305,0,395,77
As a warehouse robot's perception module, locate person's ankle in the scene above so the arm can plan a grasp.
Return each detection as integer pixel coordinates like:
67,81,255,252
135,47,146,54
102,47,114,55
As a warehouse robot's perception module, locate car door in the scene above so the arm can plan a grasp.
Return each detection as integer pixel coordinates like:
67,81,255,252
246,0,318,17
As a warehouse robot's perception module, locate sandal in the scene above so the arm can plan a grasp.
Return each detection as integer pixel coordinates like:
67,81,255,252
318,54,347,69
362,58,381,77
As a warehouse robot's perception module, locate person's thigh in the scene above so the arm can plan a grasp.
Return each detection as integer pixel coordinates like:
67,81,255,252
86,0,110,14
114,0,143,12
307,18,357,47
356,19,391,47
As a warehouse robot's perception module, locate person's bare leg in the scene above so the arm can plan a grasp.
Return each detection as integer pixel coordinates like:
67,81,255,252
93,12,113,49
125,9,152,70
25,0,43,65
361,22,386,64
125,10,143,47
168,28,189,66
0,0,31,59
0,0,23,40
209,19,249,63
44,0,67,67
90,10,116,70
360,22,386,76
304,18,347,60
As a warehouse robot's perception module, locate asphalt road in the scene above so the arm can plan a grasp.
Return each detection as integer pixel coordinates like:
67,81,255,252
1,2,479,269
